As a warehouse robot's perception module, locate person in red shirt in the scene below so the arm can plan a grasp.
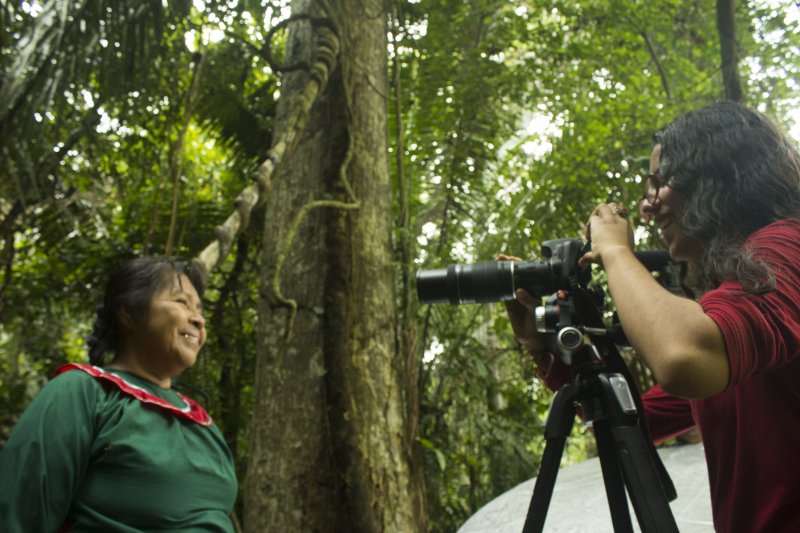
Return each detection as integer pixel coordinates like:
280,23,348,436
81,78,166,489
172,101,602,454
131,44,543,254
505,101,800,532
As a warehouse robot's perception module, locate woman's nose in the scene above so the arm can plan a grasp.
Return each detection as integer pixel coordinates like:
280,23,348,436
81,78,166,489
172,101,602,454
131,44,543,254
190,313,205,330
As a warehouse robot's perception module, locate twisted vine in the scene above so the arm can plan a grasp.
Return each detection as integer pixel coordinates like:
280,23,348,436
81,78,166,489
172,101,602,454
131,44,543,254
193,16,341,278
271,76,361,339
193,9,364,341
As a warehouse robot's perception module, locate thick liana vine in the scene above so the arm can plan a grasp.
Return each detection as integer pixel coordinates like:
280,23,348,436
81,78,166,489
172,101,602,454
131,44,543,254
193,14,342,280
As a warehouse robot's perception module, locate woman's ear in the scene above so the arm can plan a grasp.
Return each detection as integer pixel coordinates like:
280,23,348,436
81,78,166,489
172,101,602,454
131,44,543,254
115,308,135,330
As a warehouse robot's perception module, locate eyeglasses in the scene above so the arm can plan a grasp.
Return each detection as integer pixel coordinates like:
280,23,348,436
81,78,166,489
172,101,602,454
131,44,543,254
642,171,666,204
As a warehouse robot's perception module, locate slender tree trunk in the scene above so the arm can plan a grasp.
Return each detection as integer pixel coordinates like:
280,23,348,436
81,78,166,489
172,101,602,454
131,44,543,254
716,0,743,101
390,9,428,530
243,1,421,530
165,52,204,256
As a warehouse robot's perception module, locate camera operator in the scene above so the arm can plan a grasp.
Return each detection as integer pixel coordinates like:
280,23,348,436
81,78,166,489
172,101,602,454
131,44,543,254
504,101,800,532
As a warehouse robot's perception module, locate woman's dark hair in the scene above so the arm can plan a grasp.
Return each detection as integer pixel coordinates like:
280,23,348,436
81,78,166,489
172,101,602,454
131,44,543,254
87,257,206,365
654,101,800,293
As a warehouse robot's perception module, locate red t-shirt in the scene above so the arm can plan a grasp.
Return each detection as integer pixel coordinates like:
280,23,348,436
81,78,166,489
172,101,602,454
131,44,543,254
644,219,800,532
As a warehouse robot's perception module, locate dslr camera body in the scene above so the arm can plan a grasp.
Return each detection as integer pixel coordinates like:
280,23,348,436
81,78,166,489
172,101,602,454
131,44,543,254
416,238,597,364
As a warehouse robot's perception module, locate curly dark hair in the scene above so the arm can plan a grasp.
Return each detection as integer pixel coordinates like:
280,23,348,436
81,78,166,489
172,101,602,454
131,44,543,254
654,101,800,293
86,257,206,365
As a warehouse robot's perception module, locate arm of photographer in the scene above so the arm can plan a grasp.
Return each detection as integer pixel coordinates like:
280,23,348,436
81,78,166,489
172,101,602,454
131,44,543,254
578,202,729,400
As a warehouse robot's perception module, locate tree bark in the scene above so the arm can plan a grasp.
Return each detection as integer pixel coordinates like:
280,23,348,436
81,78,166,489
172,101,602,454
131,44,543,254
243,1,421,530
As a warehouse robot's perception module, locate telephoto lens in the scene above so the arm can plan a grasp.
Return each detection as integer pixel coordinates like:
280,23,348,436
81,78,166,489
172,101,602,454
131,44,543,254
415,262,517,305
415,259,557,305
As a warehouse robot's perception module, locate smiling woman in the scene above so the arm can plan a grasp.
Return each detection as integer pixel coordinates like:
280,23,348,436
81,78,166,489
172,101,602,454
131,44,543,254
0,257,238,533
100,259,208,387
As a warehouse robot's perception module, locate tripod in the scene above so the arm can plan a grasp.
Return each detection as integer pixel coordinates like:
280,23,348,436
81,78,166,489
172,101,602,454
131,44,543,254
522,288,679,533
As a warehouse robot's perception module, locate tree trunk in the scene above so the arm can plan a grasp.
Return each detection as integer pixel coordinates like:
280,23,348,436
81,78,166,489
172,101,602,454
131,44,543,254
243,1,422,531
716,0,743,102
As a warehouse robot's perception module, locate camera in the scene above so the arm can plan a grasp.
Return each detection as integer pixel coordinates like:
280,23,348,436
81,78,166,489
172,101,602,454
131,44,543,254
416,238,672,306
416,237,680,524
415,238,591,305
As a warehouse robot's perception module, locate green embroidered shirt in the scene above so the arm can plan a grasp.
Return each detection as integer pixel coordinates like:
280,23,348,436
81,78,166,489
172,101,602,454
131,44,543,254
0,368,237,532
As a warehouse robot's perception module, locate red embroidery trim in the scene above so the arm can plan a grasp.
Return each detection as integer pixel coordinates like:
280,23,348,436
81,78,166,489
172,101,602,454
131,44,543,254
55,363,213,427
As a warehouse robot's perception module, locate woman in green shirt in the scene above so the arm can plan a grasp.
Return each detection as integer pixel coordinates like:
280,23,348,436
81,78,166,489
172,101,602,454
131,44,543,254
0,257,238,532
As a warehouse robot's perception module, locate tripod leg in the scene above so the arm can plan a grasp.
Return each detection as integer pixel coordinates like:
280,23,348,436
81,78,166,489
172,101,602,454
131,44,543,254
593,420,635,533
596,373,679,533
522,384,576,533
613,426,680,533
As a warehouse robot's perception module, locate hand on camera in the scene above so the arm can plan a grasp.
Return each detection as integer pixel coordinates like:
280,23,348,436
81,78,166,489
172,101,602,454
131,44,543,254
497,254,546,353
578,202,635,268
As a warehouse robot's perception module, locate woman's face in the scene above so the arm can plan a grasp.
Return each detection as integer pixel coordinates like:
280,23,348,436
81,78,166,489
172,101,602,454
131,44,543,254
131,273,206,379
640,144,705,262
